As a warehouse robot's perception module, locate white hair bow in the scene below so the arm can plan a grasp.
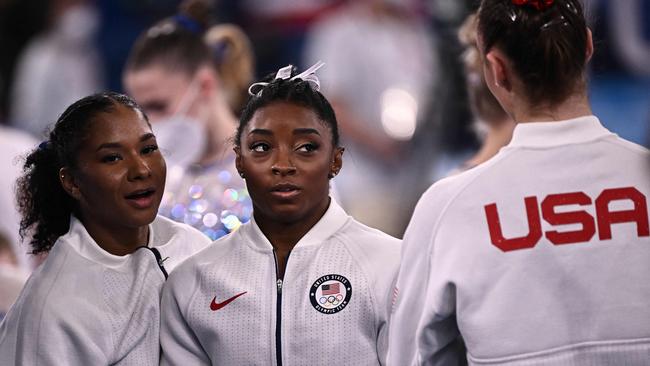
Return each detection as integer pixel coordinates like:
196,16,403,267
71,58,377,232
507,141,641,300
247,61,325,97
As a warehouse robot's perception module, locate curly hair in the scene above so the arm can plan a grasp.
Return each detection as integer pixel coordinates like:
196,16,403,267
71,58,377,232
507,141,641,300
16,92,147,254
236,68,340,148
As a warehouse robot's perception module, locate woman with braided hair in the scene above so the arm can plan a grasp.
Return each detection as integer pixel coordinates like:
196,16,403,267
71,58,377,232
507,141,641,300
388,0,650,364
0,92,209,365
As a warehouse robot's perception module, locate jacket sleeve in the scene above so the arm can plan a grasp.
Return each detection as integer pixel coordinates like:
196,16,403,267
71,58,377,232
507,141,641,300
160,266,211,366
387,188,463,366
377,274,398,366
0,300,111,365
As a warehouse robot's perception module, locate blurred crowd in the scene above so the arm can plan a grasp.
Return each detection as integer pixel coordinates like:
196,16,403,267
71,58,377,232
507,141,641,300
0,0,648,318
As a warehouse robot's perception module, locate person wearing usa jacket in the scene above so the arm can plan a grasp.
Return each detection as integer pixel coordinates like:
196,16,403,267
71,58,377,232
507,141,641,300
160,63,400,366
388,1,650,365
0,92,210,365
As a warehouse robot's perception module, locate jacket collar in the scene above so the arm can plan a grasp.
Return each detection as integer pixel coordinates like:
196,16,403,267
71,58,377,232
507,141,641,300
242,198,350,252
507,115,613,149
60,215,154,269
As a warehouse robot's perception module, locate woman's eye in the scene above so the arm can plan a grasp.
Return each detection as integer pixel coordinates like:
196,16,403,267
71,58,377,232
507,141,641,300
142,144,159,155
297,143,318,153
250,143,270,152
101,154,122,163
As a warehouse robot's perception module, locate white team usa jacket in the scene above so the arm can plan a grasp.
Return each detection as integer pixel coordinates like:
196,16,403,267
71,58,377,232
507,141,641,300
0,215,210,365
388,116,650,365
160,199,401,365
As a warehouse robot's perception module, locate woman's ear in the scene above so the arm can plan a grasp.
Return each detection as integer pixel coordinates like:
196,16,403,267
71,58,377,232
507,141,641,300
234,147,244,179
485,49,512,92
585,27,594,63
59,167,81,200
328,147,344,179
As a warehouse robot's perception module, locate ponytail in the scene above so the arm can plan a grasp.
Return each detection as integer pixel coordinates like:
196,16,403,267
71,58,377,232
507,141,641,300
16,142,74,254
205,24,255,115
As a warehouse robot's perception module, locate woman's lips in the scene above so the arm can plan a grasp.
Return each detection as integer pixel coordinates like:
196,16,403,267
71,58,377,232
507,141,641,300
270,184,300,199
125,188,156,209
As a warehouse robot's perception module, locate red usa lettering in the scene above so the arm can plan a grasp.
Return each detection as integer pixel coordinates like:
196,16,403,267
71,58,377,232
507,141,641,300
484,187,649,252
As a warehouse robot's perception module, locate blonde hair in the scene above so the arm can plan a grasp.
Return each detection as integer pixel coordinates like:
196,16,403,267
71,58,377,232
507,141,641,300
204,24,255,115
458,13,509,126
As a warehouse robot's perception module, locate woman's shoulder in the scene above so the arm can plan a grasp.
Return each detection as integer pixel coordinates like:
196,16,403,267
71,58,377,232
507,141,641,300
3,244,107,330
332,219,401,278
165,225,244,282
339,218,401,249
152,215,211,247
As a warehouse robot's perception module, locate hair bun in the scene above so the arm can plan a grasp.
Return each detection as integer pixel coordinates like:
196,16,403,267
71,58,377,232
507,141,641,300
178,0,213,31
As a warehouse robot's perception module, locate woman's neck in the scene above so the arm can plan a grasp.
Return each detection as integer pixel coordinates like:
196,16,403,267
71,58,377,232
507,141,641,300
200,95,238,165
79,216,149,256
513,92,593,123
254,198,331,255
466,118,516,168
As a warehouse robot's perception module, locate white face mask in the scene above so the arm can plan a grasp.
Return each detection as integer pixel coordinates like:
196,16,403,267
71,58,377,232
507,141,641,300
152,78,208,168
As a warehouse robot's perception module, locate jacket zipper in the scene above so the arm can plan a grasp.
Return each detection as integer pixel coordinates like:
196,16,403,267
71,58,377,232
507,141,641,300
272,250,291,366
137,246,169,279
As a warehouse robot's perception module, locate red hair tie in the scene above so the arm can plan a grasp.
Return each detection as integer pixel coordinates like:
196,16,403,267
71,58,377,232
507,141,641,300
511,0,555,11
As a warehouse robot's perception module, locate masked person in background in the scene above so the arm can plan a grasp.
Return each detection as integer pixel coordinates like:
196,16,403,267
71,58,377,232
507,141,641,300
123,0,254,240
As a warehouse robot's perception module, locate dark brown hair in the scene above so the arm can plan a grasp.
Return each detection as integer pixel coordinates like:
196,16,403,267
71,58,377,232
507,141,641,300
478,0,589,105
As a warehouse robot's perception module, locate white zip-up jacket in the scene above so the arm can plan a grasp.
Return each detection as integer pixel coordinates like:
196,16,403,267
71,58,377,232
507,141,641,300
388,116,650,365
160,199,400,365
0,215,210,365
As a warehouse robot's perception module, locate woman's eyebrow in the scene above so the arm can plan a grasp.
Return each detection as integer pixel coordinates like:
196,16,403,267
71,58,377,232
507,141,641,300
293,128,320,136
96,133,157,151
141,133,155,142
248,128,273,136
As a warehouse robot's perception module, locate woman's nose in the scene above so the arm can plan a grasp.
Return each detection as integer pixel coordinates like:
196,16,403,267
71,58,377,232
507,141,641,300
271,149,296,176
127,155,152,181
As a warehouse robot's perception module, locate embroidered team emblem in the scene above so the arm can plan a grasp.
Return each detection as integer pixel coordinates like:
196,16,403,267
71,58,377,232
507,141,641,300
309,274,352,314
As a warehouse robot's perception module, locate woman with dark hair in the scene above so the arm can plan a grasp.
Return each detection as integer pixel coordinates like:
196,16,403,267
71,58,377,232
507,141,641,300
159,64,400,365
389,0,650,364
123,0,254,240
0,92,210,365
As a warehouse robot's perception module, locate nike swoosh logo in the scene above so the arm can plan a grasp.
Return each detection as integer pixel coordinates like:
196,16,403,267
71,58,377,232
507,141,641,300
210,291,247,311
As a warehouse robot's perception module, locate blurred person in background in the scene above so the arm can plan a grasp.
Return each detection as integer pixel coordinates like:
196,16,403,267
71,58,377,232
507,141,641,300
0,124,37,272
389,0,650,364
228,0,344,72
9,0,104,139
0,0,49,123
454,12,515,173
123,0,254,241
303,0,438,237
0,231,28,321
